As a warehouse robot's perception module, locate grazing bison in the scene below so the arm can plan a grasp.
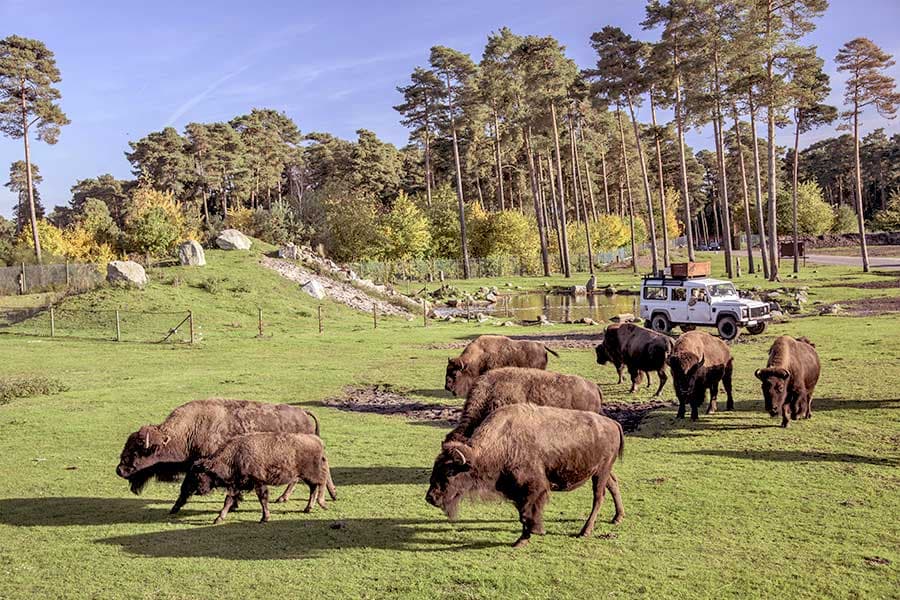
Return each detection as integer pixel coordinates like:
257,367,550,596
667,331,734,421
444,367,603,444
180,432,336,524
445,335,559,397
755,336,821,428
426,403,624,548
595,323,673,396
116,399,319,513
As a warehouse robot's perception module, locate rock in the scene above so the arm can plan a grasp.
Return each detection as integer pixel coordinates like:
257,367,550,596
604,286,617,296
819,303,843,315
107,260,148,287
177,240,206,266
611,313,636,323
278,243,299,259
501,321,515,327
581,317,598,325
216,229,252,250
300,279,327,300
485,292,498,303
570,285,588,295
476,312,491,323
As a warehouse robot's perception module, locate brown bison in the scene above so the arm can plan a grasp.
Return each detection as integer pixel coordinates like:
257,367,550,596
445,335,559,397
755,336,821,428
595,323,674,396
444,367,603,444
115,399,319,514
426,403,625,548
667,331,734,420
180,432,336,524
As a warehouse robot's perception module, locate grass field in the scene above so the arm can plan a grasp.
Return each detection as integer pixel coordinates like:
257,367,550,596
0,245,898,599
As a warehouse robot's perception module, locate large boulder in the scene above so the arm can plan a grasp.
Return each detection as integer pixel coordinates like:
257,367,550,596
278,243,299,260
178,240,206,266
300,279,327,300
107,261,148,287
215,229,252,250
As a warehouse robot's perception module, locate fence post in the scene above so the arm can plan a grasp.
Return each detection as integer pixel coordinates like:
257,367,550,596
258,307,263,337
115,310,121,342
318,305,323,333
189,311,194,344
21,262,26,294
373,305,378,329
50,306,55,337
423,284,428,327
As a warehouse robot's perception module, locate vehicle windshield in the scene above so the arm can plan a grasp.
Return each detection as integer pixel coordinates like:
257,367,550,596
708,283,737,297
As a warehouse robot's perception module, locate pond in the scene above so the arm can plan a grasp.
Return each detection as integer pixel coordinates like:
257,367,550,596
434,292,639,323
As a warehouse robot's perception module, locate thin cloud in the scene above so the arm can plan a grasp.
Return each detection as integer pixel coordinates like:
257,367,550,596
164,65,251,127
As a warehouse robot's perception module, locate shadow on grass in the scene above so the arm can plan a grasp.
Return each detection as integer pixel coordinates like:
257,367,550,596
98,517,506,558
677,449,899,467
331,466,429,486
409,388,454,399
811,398,900,412
0,496,210,527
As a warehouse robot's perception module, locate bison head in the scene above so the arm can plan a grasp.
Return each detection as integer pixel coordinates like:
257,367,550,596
426,442,475,520
594,343,611,365
116,425,172,492
445,358,475,397
668,353,706,404
755,368,790,416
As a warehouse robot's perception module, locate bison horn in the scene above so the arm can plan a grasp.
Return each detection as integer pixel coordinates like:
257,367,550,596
696,354,705,369
451,447,467,465
754,369,763,380
144,432,151,449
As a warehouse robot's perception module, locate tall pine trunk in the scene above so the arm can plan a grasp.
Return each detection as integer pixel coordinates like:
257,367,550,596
748,92,770,278
732,105,755,274
650,92,670,267
569,115,594,274
446,74,471,279
766,39,780,281
493,105,505,210
546,154,564,270
20,82,42,263
617,107,639,274
711,55,734,278
852,104,870,272
600,148,611,214
626,93,660,275
525,127,550,276
672,36,695,261
550,102,571,277
791,110,802,273
579,127,599,221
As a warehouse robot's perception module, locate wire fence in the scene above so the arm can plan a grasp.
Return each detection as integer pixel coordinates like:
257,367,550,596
0,262,104,296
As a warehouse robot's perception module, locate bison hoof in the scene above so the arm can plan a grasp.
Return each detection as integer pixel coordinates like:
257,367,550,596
169,507,181,515
259,517,269,524
512,538,530,549
576,530,592,538
611,514,624,525
302,507,312,513
212,517,224,525
274,497,287,503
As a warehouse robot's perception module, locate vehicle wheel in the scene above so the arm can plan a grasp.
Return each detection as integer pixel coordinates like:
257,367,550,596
746,321,767,335
717,316,740,341
680,324,696,332
651,313,671,334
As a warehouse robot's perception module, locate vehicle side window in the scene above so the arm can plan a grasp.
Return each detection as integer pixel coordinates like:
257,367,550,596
690,288,708,302
643,286,667,300
672,288,687,302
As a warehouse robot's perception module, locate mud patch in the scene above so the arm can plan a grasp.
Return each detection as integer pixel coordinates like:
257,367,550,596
824,277,900,290
840,296,900,316
324,385,671,433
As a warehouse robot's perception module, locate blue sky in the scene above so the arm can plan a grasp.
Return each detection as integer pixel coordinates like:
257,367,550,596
2,0,898,217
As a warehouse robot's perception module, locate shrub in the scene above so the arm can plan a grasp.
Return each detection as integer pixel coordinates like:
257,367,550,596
777,181,834,236
831,204,858,234
125,186,195,256
0,375,68,405
199,277,224,294
871,190,900,231
324,194,379,262
376,191,431,260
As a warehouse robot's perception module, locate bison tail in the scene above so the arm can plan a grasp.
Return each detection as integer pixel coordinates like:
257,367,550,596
544,345,560,359
309,411,320,436
616,421,625,460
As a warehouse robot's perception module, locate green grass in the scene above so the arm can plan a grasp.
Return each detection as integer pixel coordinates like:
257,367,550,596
0,244,898,599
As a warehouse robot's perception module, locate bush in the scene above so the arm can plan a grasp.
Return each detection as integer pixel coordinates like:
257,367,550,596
324,194,379,262
376,191,431,260
872,190,900,231
777,181,834,236
0,375,68,404
419,184,461,259
125,186,195,256
831,204,858,234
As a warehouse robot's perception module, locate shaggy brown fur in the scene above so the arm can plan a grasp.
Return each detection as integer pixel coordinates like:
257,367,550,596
444,367,603,444
181,432,336,524
755,336,821,428
116,398,319,514
595,323,673,396
445,335,559,397
426,403,625,548
667,331,734,421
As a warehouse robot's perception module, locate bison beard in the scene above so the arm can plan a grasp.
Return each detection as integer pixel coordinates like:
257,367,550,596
427,404,624,548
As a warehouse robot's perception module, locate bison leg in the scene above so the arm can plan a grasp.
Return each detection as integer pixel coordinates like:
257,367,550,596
607,472,624,524
169,478,193,515
324,458,337,501
578,475,605,538
707,380,720,415
805,393,813,419
275,481,297,504
653,368,667,398
646,371,651,389
723,363,734,411
616,363,625,385
628,367,642,394
676,397,686,419
255,484,271,523
303,483,318,513
513,486,549,548
780,402,792,428
213,492,237,525
315,484,328,510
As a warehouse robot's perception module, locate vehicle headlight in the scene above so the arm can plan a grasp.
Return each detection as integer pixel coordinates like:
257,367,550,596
742,307,749,318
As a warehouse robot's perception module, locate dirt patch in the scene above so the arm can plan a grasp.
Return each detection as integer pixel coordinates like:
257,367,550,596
261,257,411,317
840,296,900,316
424,332,604,351
823,277,900,290
324,385,671,433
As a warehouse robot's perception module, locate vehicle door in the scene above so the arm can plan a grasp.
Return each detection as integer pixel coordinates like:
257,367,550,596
668,287,689,323
687,287,712,324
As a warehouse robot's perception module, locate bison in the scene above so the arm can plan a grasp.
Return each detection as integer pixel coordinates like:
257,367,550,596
595,323,673,397
445,335,559,397
116,398,320,514
426,403,625,548
444,367,603,444
180,432,336,524
755,336,820,428
667,331,734,420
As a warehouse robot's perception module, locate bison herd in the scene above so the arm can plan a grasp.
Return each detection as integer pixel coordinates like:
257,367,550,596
117,328,820,547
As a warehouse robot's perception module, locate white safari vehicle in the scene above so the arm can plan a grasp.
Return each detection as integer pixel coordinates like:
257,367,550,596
639,276,772,340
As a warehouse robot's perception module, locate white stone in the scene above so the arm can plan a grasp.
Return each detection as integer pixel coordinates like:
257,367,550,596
107,260,148,287
215,229,252,250
178,240,206,266
278,243,299,259
300,279,327,300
